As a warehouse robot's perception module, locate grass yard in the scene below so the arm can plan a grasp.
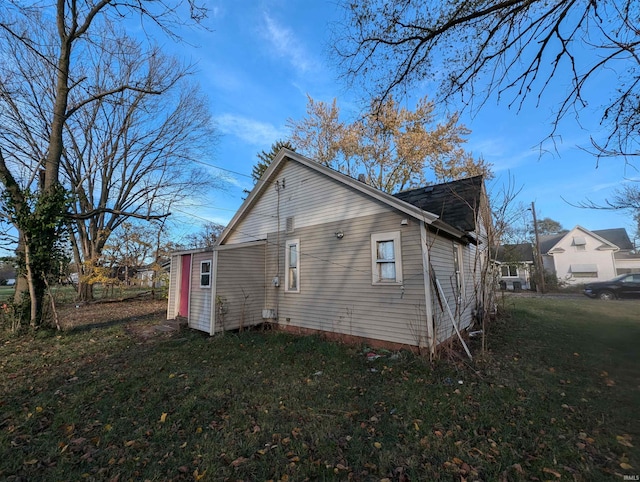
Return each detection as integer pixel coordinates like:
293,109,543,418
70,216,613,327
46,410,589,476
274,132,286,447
0,285,14,303
0,296,638,481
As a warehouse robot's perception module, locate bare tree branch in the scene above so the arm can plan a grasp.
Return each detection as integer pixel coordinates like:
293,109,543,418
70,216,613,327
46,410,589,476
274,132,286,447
333,0,640,161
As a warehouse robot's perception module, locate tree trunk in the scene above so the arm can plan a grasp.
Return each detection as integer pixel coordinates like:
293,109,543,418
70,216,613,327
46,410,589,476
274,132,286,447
23,239,40,326
13,233,28,306
69,231,94,302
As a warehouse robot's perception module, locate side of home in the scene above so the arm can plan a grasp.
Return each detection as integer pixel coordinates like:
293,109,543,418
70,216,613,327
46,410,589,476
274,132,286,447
167,150,489,352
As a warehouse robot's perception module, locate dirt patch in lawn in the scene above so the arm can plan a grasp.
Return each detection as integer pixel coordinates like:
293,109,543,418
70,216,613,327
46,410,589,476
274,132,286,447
56,297,167,335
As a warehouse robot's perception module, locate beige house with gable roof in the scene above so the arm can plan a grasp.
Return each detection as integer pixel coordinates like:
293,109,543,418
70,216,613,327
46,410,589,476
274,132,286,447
166,149,492,354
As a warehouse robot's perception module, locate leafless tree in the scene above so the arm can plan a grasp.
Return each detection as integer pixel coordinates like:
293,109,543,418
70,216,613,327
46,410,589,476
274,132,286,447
59,26,219,300
333,1,640,161
184,222,226,249
0,1,209,325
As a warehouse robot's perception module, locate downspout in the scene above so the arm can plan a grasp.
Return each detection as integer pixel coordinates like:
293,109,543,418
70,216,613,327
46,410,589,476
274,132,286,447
274,180,283,319
420,222,435,356
187,254,193,325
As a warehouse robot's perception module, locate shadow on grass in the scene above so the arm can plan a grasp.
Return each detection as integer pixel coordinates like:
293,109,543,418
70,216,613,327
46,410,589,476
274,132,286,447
63,308,167,334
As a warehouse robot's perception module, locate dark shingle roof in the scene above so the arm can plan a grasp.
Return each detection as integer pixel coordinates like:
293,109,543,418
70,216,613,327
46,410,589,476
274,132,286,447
494,243,534,263
538,233,565,254
392,175,483,232
592,228,633,250
539,228,633,253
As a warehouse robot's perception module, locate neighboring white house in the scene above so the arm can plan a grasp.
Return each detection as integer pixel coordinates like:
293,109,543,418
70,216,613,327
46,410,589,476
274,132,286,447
539,226,640,284
493,243,535,291
167,149,492,354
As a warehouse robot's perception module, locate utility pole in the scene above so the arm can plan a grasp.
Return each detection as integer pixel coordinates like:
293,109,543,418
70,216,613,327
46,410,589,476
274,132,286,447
531,201,546,293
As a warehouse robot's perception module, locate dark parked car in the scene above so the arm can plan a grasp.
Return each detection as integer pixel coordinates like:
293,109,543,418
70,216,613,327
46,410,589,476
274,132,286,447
583,273,640,300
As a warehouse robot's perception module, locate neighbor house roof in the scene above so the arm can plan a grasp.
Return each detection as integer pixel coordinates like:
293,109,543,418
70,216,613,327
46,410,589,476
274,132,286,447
493,243,535,263
392,175,484,232
539,233,565,254
539,225,629,254
592,228,634,250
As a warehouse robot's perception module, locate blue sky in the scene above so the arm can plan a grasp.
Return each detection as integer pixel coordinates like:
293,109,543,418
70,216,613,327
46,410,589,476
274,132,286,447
164,1,638,244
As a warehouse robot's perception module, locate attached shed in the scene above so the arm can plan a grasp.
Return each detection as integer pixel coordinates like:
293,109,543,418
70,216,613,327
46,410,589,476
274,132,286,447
167,149,491,354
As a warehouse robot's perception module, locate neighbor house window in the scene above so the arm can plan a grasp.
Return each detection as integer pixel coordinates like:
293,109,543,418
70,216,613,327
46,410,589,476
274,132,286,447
200,260,211,288
285,239,300,292
570,263,597,278
501,265,518,277
371,232,403,284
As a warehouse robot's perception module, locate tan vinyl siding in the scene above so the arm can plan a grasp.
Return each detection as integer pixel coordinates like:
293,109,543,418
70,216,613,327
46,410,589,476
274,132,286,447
215,242,266,332
166,255,180,320
427,234,461,344
188,251,213,332
265,212,430,347
226,161,389,245
459,243,479,331
427,234,482,343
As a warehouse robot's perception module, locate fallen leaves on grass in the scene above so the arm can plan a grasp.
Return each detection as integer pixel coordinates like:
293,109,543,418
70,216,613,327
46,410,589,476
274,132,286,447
231,456,249,467
543,467,562,478
617,434,634,448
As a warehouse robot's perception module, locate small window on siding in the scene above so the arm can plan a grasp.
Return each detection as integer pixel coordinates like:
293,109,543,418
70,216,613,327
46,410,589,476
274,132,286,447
200,260,212,288
285,239,300,292
371,232,403,284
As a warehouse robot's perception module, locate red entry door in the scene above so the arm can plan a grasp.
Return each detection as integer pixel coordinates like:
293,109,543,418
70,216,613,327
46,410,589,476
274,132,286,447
179,254,191,317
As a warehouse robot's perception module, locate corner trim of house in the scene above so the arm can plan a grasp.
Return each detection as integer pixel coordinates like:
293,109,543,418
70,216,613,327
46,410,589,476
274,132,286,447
420,221,435,354
209,249,218,336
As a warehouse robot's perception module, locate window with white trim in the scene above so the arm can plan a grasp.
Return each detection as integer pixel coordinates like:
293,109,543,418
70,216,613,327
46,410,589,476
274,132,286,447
200,260,211,288
285,239,300,292
371,232,403,284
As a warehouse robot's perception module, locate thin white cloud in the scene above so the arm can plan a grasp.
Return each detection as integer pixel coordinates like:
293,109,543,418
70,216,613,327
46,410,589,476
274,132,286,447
215,113,286,146
262,12,317,74
591,176,640,193
470,136,541,172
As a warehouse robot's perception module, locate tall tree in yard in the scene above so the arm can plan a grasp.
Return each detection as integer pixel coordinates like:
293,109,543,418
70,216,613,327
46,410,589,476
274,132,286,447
334,1,639,161
288,95,490,193
61,28,218,301
252,140,295,184
536,218,565,236
0,1,209,325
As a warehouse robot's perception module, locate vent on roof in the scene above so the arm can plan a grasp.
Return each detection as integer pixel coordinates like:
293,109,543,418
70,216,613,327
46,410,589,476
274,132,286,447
423,186,434,193
286,216,295,233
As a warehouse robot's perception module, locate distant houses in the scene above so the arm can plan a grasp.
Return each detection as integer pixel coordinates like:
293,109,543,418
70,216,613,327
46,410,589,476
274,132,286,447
493,243,534,291
496,225,640,290
539,226,640,284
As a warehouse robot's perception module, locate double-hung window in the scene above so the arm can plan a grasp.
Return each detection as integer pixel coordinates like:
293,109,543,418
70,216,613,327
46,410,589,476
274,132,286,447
285,239,300,292
200,260,211,288
371,232,403,284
